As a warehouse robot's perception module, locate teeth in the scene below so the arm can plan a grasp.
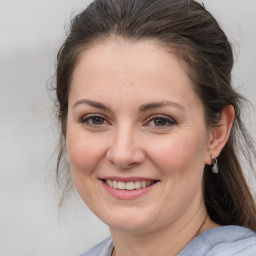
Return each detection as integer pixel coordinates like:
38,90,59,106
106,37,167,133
106,180,113,187
113,180,118,189
117,181,126,190
105,180,154,190
141,181,147,188
126,181,135,190
134,181,141,189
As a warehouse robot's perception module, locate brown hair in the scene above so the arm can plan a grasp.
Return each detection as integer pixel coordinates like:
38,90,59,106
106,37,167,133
54,0,256,230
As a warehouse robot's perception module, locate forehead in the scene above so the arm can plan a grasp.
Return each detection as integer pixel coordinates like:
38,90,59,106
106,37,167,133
73,39,186,82
69,39,201,111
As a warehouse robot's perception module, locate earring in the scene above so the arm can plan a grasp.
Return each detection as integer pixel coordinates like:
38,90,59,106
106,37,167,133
210,154,218,174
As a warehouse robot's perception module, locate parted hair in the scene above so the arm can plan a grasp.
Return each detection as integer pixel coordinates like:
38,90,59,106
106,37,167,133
54,0,256,230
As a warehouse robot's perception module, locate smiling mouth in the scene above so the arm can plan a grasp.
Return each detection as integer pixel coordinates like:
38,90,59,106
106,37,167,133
101,179,159,190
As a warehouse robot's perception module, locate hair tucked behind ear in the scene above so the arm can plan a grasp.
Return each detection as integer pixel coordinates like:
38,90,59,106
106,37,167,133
54,0,256,230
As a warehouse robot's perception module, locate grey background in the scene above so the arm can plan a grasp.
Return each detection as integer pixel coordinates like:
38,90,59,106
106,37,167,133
0,0,255,255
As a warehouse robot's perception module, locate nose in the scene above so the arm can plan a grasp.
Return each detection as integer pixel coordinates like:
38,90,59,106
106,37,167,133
106,125,146,169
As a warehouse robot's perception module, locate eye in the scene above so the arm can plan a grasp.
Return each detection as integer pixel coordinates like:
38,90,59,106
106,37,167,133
146,115,176,128
80,114,109,127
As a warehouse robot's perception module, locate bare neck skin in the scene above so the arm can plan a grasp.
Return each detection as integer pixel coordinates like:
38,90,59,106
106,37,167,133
111,206,219,256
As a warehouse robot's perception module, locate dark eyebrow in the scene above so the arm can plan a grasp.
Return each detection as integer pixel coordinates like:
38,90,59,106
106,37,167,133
72,99,184,112
139,101,185,112
72,99,111,111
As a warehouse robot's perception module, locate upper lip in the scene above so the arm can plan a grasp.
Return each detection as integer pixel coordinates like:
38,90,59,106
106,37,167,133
99,176,159,182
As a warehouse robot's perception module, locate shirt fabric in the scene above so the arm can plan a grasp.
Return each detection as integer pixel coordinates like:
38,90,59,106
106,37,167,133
80,225,256,256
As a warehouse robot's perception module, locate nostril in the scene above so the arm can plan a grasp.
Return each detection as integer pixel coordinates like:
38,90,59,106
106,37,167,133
106,147,146,169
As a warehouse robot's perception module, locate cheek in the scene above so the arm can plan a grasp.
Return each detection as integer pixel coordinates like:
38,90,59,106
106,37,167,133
66,129,107,176
147,134,207,215
66,129,108,206
148,132,207,178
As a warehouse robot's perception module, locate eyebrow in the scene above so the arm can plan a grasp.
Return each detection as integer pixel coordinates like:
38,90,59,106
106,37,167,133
72,99,184,112
72,99,111,111
139,101,185,112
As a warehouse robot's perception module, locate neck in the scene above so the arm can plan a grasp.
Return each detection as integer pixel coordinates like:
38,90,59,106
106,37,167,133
110,208,219,256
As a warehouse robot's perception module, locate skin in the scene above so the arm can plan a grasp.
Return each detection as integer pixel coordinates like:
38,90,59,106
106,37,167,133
66,39,234,256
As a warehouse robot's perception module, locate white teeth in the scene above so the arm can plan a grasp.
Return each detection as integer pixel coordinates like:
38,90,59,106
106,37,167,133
126,181,135,190
105,179,155,190
113,180,118,189
117,181,126,189
134,181,142,189
106,180,113,187
141,181,147,188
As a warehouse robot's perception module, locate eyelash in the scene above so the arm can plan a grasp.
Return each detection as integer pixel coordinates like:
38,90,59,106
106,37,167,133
145,114,176,128
80,114,108,127
80,114,176,128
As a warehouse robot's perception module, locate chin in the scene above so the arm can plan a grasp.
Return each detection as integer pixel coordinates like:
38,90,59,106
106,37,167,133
109,220,153,233
99,208,158,233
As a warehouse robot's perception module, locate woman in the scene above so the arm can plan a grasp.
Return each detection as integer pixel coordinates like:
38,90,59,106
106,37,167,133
54,0,256,255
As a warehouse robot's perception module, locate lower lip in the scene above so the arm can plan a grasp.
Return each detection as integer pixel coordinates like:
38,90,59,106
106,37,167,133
101,180,158,200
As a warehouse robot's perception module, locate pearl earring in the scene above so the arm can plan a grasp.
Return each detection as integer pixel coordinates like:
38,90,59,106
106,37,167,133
210,154,218,174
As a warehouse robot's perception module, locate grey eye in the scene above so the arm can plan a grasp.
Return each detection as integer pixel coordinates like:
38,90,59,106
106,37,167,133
147,115,176,128
91,116,105,125
81,115,107,127
154,118,168,126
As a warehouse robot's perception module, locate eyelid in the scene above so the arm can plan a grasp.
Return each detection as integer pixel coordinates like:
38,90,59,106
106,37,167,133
80,113,105,121
79,113,176,129
80,114,110,127
144,114,176,127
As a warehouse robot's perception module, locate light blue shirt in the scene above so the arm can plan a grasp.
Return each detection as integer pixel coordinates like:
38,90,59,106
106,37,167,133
80,225,256,256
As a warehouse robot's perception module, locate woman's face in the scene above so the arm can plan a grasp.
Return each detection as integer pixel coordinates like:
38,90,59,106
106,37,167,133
66,40,211,234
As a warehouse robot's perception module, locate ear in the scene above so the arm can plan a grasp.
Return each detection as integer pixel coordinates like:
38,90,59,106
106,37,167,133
205,105,235,165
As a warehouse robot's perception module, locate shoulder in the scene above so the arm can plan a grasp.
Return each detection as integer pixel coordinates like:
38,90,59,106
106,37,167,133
79,237,113,256
179,225,256,256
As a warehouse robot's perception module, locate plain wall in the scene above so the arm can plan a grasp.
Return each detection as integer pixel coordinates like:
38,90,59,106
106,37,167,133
0,0,255,255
